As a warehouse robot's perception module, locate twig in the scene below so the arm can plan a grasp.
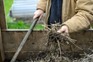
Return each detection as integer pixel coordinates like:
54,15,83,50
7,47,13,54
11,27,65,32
57,40,62,56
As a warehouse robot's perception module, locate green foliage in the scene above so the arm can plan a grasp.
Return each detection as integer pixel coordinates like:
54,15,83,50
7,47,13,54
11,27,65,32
7,21,44,30
4,0,14,22
4,0,13,15
7,21,28,29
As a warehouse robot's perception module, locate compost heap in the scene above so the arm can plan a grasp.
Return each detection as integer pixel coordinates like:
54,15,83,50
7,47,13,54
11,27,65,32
16,24,93,62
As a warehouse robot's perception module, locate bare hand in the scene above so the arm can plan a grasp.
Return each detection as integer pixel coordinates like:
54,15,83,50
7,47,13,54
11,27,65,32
57,25,69,34
33,10,44,19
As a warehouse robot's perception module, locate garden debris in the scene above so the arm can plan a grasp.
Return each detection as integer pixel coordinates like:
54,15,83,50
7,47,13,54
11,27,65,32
15,24,93,62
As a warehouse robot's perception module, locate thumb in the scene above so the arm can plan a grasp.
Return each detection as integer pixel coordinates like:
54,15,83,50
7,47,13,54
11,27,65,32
33,15,37,19
57,26,69,33
57,28,66,33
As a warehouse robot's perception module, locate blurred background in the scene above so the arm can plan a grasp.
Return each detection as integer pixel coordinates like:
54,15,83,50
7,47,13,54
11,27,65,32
4,0,44,30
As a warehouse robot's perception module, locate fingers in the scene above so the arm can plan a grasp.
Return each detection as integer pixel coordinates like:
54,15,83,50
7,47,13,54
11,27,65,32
57,25,69,36
33,15,38,19
33,11,40,19
33,10,44,19
39,14,43,20
57,25,69,34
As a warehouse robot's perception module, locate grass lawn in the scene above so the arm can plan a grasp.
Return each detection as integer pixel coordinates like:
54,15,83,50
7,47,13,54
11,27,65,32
4,0,44,30
4,0,13,15
8,21,44,30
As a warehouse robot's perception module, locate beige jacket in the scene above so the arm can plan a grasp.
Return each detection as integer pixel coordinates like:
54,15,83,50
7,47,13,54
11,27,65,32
37,0,93,33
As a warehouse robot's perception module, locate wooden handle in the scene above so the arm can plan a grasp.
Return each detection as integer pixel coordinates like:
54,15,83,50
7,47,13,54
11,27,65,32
10,19,39,62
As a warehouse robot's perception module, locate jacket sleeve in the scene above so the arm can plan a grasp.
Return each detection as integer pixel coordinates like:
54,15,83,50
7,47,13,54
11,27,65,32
63,0,93,33
37,0,47,12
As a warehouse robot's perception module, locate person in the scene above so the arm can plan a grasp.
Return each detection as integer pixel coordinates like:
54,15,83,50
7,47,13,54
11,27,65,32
33,0,93,34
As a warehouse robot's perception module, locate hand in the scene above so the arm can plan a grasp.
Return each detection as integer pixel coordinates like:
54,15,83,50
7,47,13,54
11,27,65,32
57,25,69,34
33,9,44,19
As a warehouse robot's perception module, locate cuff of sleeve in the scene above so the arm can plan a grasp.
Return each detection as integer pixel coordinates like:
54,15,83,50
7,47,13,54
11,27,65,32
37,4,46,12
36,8,45,13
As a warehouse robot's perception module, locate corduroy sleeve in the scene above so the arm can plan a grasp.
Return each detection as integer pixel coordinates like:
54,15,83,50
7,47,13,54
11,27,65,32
63,0,93,33
37,0,47,12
